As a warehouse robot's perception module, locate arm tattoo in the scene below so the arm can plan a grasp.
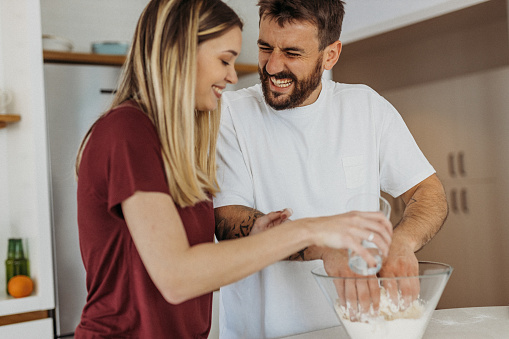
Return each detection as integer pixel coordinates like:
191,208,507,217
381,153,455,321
215,206,263,240
287,249,306,261
215,206,308,261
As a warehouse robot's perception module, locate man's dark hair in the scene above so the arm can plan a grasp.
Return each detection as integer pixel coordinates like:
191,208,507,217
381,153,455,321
257,0,345,50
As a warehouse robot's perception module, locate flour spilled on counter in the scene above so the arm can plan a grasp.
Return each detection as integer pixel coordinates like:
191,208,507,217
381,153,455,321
334,287,432,339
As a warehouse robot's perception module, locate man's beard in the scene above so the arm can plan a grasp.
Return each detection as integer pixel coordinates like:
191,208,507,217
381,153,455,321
259,56,323,111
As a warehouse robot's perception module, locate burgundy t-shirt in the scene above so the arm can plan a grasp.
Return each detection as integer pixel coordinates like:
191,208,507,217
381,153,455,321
75,102,214,338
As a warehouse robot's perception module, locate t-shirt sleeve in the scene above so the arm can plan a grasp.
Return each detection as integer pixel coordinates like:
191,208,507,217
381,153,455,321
88,108,170,218
378,98,435,197
213,101,255,208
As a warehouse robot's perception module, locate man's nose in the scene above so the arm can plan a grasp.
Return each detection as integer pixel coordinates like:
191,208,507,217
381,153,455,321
264,51,285,75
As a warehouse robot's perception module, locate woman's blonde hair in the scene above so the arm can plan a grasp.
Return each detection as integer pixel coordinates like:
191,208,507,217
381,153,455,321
76,0,242,207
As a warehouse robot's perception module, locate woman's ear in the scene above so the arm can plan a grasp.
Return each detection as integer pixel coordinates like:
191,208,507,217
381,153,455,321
323,40,342,71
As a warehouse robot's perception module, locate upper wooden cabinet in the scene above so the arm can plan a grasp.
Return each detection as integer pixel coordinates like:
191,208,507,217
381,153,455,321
340,0,489,44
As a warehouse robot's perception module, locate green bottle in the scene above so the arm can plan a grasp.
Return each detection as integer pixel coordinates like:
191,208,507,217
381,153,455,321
5,238,29,295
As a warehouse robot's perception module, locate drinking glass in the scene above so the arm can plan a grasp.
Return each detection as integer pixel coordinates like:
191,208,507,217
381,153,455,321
346,193,391,275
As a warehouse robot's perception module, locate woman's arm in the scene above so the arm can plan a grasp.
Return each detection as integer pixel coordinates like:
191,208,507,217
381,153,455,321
123,191,392,304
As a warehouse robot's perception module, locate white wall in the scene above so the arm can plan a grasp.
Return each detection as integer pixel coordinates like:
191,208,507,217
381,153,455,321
0,0,54,313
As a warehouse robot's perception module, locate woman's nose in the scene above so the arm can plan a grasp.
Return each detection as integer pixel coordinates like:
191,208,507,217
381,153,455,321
226,66,238,85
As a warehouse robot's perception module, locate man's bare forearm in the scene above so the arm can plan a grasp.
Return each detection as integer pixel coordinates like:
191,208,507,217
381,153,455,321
214,205,264,240
395,174,448,252
214,205,322,261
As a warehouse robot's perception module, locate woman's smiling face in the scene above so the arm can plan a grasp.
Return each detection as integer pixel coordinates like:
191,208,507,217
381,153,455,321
195,27,242,111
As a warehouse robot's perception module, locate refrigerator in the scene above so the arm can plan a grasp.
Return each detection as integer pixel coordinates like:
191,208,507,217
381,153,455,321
43,63,122,338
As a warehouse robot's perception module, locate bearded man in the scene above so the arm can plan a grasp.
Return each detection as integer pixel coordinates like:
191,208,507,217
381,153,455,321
213,1,448,338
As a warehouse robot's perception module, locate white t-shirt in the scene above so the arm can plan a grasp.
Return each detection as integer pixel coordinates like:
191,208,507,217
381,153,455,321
214,79,435,339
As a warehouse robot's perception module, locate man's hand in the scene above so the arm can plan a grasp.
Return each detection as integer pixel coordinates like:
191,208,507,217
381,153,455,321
321,236,420,321
322,248,381,321
379,236,420,309
250,208,292,235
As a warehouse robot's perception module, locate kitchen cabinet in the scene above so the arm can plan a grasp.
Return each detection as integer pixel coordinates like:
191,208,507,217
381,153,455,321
382,66,509,309
334,0,509,309
341,0,489,44
0,318,53,338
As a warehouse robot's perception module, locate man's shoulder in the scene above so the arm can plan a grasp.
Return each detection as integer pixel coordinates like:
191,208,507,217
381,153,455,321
325,80,379,97
222,84,263,106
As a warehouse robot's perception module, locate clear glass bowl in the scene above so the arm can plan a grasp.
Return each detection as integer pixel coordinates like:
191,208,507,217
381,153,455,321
311,261,453,339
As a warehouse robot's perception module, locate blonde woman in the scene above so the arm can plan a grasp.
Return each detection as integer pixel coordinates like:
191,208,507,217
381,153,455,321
74,0,392,338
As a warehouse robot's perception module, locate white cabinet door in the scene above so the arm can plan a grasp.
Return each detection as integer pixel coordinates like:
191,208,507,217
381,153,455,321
0,318,53,338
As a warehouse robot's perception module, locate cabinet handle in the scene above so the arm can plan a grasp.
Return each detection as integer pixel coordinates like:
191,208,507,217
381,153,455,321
448,153,456,177
450,189,459,214
458,151,466,177
100,89,117,94
460,188,469,213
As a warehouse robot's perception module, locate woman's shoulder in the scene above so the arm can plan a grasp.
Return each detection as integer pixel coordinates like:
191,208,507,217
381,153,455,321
104,101,150,124
92,101,158,143
102,101,153,129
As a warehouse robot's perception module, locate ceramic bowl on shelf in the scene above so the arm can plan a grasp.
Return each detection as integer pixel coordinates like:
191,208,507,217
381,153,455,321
311,262,453,339
91,41,130,55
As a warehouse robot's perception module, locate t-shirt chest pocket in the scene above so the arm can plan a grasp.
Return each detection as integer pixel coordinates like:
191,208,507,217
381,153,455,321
342,155,367,189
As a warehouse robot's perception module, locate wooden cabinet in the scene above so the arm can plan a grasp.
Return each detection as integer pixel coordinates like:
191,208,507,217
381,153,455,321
335,0,509,309
340,0,489,44
383,66,509,309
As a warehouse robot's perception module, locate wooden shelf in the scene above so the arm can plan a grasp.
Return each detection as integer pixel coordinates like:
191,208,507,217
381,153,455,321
0,310,49,326
43,50,125,66
234,63,259,76
43,50,258,75
0,114,20,129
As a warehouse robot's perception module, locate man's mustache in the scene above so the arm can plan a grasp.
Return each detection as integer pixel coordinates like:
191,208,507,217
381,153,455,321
260,66,297,82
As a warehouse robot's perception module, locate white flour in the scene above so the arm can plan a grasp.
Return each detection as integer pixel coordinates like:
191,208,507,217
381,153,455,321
334,287,432,339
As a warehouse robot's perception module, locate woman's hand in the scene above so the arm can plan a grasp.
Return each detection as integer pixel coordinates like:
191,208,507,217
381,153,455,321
313,211,393,267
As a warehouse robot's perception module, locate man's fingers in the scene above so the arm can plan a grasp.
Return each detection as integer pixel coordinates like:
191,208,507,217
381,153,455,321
344,279,359,321
368,277,381,313
355,279,371,316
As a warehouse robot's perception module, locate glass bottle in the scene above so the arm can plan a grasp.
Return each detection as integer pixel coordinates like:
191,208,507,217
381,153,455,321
5,238,29,295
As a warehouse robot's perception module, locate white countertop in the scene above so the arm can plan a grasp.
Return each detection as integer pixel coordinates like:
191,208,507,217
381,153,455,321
282,306,509,338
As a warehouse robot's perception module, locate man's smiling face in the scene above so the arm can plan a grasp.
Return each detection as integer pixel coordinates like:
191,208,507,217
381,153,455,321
257,16,325,110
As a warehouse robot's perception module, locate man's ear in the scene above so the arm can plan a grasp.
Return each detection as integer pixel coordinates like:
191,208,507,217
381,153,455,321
323,40,342,71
